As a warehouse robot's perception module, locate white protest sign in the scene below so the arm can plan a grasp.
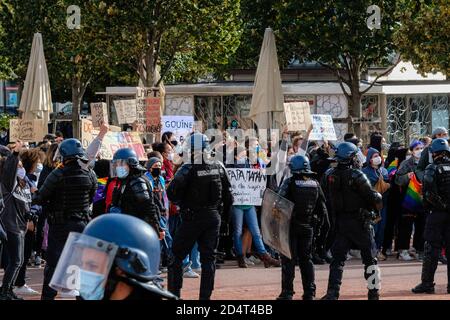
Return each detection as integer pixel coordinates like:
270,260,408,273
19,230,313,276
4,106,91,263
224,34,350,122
161,116,194,143
309,114,337,141
284,102,312,132
114,100,137,125
9,119,47,142
90,102,108,128
226,168,267,206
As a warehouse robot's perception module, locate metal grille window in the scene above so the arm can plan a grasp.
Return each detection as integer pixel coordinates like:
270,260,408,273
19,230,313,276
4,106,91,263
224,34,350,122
387,96,408,144
432,95,450,130
194,95,253,130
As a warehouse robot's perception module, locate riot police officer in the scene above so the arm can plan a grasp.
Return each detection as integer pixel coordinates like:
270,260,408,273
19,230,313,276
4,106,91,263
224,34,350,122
412,138,450,294
105,148,161,236
50,214,178,300
277,155,328,300
33,138,98,300
321,142,383,300
167,133,233,300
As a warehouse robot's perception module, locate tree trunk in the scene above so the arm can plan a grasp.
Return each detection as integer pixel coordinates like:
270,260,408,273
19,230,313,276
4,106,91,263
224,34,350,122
346,66,362,137
71,77,83,139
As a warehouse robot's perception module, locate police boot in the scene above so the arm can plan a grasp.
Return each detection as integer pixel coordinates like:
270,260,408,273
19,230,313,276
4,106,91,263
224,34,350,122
276,291,294,300
320,289,339,300
0,286,9,300
412,244,438,294
237,256,248,268
259,253,281,268
368,289,380,300
300,261,316,300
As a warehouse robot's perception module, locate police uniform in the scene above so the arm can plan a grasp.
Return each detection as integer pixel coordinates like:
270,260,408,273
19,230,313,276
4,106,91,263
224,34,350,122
33,139,97,300
167,134,233,300
321,142,382,300
277,155,328,300
413,138,450,294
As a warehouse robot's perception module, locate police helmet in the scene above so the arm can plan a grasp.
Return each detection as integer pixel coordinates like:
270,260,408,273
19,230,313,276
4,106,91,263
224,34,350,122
189,133,209,151
83,214,160,282
430,138,450,154
112,148,145,171
59,138,88,161
289,155,314,174
334,142,358,162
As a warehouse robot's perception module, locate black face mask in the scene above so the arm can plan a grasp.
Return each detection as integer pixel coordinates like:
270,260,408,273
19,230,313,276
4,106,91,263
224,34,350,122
151,168,161,177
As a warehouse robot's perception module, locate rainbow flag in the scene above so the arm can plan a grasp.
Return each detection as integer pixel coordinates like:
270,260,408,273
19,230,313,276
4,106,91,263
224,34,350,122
93,177,108,203
387,159,398,179
402,173,423,213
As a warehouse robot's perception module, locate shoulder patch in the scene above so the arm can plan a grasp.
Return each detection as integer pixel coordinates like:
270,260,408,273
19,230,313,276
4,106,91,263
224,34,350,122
294,180,318,188
197,169,220,177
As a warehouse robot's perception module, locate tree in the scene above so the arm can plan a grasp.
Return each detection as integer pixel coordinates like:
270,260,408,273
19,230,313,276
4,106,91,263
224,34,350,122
275,0,401,133
99,0,242,87
395,0,450,76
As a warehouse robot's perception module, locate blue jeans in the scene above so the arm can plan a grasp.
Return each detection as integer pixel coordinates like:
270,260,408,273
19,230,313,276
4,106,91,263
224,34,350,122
169,214,192,271
190,243,201,269
232,206,267,256
160,215,173,265
374,193,389,250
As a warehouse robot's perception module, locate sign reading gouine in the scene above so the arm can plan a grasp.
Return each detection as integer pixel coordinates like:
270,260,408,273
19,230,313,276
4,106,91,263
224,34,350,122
81,119,147,161
9,119,47,142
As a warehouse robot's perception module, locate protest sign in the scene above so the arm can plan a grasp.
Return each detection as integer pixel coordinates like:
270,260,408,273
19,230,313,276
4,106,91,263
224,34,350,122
226,168,267,206
309,114,337,141
161,116,194,142
90,102,108,128
81,118,147,161
146,97,162,133
114,100,137,125
9,119,47,142
284,102,312,132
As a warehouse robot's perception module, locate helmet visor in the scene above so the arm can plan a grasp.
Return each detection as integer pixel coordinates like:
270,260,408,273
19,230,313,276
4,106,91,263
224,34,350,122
50,232,118,300
110,159,129,178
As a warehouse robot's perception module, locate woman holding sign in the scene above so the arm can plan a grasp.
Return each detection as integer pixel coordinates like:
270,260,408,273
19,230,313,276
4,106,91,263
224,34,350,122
229,146,281,269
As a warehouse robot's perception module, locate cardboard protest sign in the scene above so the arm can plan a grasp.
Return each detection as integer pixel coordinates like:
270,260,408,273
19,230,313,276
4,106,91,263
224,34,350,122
226,168,267,206
309,114,337,141
81,118,147,161
161,116,194,143
284,102,312,132
114,100,137,125
146,97,162,133
135,98,147,133
90,102,108,128
9,119,47,142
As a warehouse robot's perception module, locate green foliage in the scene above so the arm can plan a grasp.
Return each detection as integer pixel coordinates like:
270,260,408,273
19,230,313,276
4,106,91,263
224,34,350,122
0,112,15,129
395,0,450,76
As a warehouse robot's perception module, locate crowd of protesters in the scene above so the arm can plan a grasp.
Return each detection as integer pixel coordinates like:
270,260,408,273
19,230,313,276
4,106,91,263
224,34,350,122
0,121,449,300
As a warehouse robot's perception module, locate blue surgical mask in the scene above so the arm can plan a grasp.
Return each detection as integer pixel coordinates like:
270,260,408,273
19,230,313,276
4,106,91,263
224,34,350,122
79,269,105,301
116,166,129,179
17,167,26,180
35,163,43,174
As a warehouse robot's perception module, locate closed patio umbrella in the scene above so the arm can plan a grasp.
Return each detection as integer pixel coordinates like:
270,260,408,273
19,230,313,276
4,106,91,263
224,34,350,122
18,33,53,123
249,28,286,131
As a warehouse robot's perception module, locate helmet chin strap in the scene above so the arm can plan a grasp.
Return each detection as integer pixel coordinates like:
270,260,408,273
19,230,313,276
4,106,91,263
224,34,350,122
103,267,129,300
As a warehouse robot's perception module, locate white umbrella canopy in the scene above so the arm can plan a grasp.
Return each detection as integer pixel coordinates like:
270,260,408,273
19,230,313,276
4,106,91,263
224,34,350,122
249,28,286,131
18,33,53,122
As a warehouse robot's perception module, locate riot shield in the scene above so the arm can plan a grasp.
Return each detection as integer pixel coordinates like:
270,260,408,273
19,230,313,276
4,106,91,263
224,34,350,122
261,188,294,259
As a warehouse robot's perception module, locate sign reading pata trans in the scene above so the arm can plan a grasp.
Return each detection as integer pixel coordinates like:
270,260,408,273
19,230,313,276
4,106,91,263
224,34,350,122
226,168,267,206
